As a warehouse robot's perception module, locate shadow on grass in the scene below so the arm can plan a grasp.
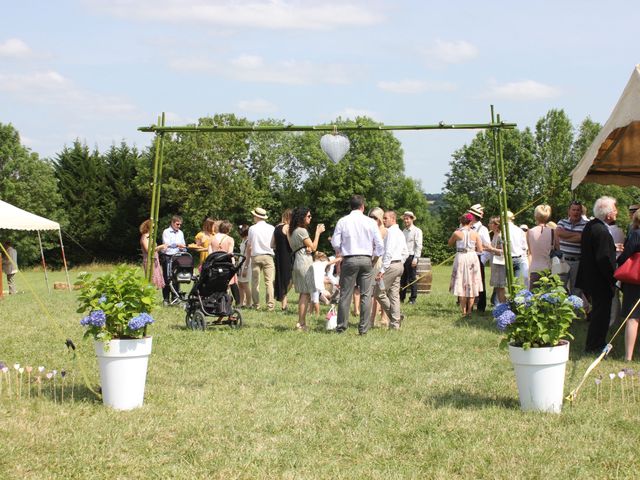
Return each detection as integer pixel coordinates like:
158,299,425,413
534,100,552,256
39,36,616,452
427,387,520,410
453,312,499,334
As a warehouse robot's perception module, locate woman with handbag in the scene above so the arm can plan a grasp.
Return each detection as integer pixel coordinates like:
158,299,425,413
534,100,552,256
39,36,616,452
288,207,325,331
617,210,640,361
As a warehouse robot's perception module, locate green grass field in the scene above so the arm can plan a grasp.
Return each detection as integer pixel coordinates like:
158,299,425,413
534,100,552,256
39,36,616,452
1,265,639,479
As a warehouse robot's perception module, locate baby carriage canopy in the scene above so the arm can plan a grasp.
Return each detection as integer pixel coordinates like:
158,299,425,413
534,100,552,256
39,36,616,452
171,251,194,282
197,251,244,297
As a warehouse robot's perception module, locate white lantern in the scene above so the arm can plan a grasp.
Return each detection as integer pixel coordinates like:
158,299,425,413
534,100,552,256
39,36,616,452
320,133,350,163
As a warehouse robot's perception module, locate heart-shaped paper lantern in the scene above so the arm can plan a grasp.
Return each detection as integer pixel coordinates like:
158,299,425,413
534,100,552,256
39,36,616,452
320,134,350,163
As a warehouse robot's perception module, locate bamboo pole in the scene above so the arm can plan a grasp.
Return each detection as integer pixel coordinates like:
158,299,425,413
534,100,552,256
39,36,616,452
147,113,165,283
494,111,515,295
138,121,517,134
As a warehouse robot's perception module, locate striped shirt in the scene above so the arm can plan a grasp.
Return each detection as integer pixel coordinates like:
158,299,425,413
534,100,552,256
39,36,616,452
557,217,588,258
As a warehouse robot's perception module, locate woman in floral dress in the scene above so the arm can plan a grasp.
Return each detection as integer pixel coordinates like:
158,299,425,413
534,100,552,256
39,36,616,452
448,213,483,316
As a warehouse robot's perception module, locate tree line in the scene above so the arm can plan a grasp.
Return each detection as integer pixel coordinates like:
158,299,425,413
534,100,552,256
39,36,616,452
3,109,637,268
440,109,640,239
0,114,433,266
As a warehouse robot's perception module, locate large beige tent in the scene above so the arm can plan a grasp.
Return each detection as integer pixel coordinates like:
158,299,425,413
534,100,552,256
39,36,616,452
571,65,640,189
0,199,70,296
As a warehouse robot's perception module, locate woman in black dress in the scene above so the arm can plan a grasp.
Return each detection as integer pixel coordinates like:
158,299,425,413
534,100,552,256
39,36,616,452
272,208,293,312
619,209,640,361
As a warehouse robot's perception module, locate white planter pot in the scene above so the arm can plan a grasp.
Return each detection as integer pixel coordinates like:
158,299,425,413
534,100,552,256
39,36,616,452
508,341,569,414
94,337,152,410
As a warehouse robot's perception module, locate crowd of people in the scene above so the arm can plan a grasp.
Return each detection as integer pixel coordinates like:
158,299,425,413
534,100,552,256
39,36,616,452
451,197,640,358
3,192,640,357
141,195,424,335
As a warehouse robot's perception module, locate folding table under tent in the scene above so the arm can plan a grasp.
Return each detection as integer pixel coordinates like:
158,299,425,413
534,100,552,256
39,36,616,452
571,65,640,189
0,199,71,297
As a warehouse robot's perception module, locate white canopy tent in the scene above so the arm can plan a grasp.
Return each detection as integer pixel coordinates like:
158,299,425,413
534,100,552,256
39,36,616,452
571,65,640,189
0,199,71,296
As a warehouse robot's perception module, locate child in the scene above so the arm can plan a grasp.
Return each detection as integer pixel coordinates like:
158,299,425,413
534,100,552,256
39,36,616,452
311,252,333,316
237,225,251,308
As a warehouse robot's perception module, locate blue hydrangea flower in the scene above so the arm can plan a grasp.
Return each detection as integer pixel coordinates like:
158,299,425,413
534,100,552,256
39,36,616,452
516,289,533,299
566,295,584,309
98,295,107,304
80,309,106,328
492,303,511,319
128,313,154,331
513,296,526,305
496,310,516,331
541,293,560,304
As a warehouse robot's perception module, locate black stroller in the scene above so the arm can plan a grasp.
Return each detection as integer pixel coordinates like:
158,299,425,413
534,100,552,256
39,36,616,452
184,251,246,330
167,251,195,305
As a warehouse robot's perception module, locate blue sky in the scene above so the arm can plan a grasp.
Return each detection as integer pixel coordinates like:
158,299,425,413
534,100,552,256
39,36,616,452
1,0,638,193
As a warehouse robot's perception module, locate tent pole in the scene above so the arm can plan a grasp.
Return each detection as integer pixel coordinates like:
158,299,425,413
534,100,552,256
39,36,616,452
37,230,51,294
58,229,72,292
0,245,3,299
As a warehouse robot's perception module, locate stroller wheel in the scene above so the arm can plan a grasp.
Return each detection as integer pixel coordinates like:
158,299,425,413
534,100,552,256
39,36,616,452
185,311,198,330
228,309,243,329
188,311,206,331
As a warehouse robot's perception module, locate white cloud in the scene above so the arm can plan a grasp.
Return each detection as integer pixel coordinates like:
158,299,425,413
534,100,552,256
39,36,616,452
424,39,479,65
0,38,32,58
334,107,379,121
482,80,561,100
0,71,139,117
237,99,278,113
85,0,383,30
377,79,456,94
170,54,357,85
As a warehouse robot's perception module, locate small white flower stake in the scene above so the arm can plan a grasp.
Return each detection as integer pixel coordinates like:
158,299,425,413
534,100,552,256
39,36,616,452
13,363,20,399
5,367,12,398
18,367,24,399
25,366,32,399
628,369,636,402
595,377,602,403
618,370,626,403
61,370,66,403
609,373,616,404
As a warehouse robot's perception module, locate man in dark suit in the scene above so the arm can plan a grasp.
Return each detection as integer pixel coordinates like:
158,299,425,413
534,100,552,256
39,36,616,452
576,196,618,354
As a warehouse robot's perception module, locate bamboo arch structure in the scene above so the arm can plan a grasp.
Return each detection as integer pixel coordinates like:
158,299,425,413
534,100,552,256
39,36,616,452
138,106,519,294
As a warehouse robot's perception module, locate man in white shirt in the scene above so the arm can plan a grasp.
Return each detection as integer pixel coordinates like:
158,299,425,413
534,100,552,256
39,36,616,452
161,215,186,305
400,211,423,305
375,211,408,329
245,207,276,311
331,195,385,335
506,211,529,288
467,204,491,311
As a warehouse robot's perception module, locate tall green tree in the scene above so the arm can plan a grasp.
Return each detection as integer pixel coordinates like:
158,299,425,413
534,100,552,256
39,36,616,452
104,142,145,259
0,122,65,263
54,141,114,262
534,109,575,217
441,127,538,231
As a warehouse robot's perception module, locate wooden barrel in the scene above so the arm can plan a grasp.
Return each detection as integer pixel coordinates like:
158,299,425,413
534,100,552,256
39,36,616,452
416,258,432,294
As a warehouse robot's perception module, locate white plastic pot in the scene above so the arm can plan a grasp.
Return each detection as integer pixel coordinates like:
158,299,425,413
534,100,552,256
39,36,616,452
94,337,153,410
508,341,569,413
